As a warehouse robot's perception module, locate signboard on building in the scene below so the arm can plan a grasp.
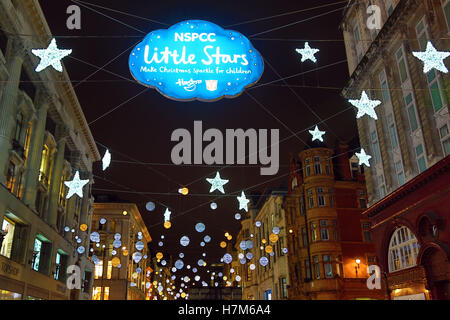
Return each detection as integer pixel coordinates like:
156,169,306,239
129,20,264,102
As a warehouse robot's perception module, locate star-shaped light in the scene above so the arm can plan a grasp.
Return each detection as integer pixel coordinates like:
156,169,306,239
206,172,229,194
31,38,72,72
237,191,250,212
348,91,381,120
309,125,326,142
296,42,320,63
412,41,450,74
64,171,89,199
164,208,171,222
355,148,372,167
102,149,111,171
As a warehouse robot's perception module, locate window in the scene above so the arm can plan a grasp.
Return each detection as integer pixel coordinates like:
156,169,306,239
384,0,394,15
94,260,103,279
302,227,308,247
314,163,322,175
396,46,409,83
54,251,68,282
92,287,102,300
305,165,311,177
442,0,450,31
353,19,363,62
439,124,450,156
310,222,317,242
387,114,399,149
405,93,419,132
415,144,427,173
5,161,16,192
83,271,92,293
320,220,329,240
58,172,68,208
388,226,419,272
308,188,314,209
317,187,325,206
378,175,386,198
359,198,367,209
106,260,112,279
305,260,311,280
395,161,405,186
39,145,51,186
14,113,25,145
299,197,305,216
370,131,381,164
362,222,372,242
280,278,288,299
31,235,52,274
416,17,447,113
323,255,333,278
1,217,15,258
313,255,320,279
379,70,391,103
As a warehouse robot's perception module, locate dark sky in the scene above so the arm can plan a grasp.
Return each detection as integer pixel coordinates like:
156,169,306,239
39,0,357,284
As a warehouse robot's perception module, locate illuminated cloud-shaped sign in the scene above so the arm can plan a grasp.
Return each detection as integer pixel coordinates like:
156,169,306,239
129,20,264,102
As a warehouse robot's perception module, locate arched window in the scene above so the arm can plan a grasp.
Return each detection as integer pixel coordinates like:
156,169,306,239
388,226,420,272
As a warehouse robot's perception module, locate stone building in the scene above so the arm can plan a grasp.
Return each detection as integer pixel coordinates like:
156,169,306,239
284,143,385,300
91,200,152,300
0,0,100,299
341,0,450,299
234,189,290,300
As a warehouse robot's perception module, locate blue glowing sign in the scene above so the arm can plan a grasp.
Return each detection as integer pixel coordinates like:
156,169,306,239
129,20,264,102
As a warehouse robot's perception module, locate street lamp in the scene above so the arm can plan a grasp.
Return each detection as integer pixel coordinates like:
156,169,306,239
355,258,361,277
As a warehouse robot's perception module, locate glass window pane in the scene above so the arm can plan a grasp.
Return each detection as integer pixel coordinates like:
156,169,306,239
407,106,419,131
429,81,443,112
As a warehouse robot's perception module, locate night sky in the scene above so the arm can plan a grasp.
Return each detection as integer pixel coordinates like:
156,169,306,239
39,0,358,283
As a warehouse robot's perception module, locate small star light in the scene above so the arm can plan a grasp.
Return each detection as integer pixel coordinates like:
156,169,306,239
163,208,171,222
64,171,89,199
237,191,250,212
412,41,450,74
31,38,72,72
355,148,372,167
296,42,320,63
348,91,381,120
102,149,111,171
206,172,229,194
309,125,326,142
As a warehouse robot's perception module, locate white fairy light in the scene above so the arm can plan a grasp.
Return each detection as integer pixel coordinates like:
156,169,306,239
31,38,72,72
64,171,89,199
102,149,111,171
412,41,450,74
295,42,319,63
348,91,381,120
309,125,326,142
206,172,229,194
355,148,372,167
237,191,250,212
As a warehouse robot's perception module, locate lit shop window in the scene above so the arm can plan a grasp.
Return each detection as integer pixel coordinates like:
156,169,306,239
94,260,103,279
439,124,450,156
1,217,15,258
92,287,102,300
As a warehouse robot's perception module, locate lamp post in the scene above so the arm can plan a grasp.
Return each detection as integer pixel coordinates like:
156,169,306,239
355,259,361,277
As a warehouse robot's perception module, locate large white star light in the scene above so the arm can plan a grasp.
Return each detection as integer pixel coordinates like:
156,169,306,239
349,91,381,120
412,41,450,74
237,191,250,212
102,149,111,171
355,148,372,167
296,42,320,63
64,171,89,199
206,172,229,194
309,125,326,142
31,38,72,73
164,208,172,222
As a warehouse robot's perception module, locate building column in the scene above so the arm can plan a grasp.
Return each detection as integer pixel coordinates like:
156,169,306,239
21,93,49,210
0,39,25,184
45,125,67,228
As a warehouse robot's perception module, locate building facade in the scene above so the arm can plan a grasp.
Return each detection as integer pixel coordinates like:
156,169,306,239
0,0,100,300
341,0,449,206
91,201,152,300
234,190,290,300
284,144,385,300
341,0,450,299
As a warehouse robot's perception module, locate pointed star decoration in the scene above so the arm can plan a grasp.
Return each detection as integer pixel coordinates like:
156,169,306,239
64,171,89,199
237,191,250,212
31,38,72,73
102,149,111,171
348,91,381,120
163,208,171,222
296,42,320,63
206,172,229,194
412,41,450,74
355,148,372,167
309,125,326,142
